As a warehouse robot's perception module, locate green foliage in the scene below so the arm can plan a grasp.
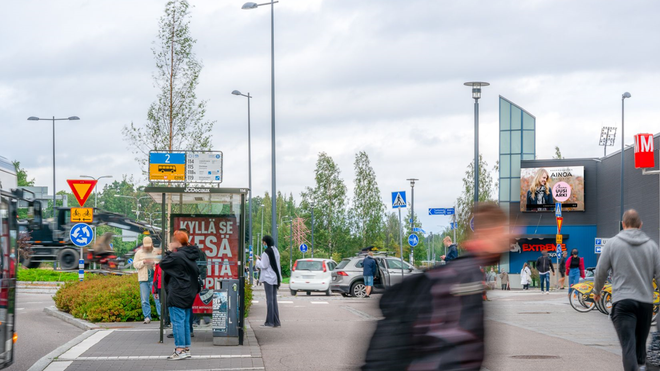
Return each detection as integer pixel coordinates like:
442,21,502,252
455,154,497,246
54,275,152,322
350,152,385,248
122,0,214,173
12,161,34,187
553,146,563,159
244,280,253,317
17,268,93,282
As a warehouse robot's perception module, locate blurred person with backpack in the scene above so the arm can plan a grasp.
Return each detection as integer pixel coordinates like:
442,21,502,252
362,202,510,371
160,230,200,360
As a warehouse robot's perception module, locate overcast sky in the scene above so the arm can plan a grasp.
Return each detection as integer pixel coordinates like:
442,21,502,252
2,0,659,233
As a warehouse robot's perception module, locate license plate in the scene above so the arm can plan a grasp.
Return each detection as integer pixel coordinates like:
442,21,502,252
303,275,315,279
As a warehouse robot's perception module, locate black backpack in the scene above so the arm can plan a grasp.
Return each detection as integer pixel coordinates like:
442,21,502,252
362,269,435,371
196,250,208,290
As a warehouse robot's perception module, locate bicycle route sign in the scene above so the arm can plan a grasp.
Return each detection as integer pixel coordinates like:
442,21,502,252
408,234,419,247
300,243,308,253
70,223,94,247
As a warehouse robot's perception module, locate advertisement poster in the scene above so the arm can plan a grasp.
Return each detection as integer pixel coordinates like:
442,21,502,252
171,215,239,313
212,291,228,334
520,166,585,212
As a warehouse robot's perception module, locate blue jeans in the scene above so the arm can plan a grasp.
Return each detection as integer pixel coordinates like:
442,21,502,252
539,272,550,292
169,306,192,348
568,269,581,296
139,281,161,319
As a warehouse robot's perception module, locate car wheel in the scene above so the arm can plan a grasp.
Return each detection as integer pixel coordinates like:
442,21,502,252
290,290,297,296
325,288,331,296
306,291,311,296
351,282,366,298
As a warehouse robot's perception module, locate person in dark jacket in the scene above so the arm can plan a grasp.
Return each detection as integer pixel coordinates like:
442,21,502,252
558,250,567,289
441,236,459,263
362,202,510,371
536,250,555,294
362,252,377,298
160,230,200,361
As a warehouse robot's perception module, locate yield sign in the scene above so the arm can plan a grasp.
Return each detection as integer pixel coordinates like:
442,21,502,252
67,179,97,207
556,217,563,234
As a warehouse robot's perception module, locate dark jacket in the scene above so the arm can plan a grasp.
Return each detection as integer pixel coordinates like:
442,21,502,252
535,255,555,274
558,257,567,273
363,256,377,277
160,245,200,309
526,189,553,206
446,244,458,262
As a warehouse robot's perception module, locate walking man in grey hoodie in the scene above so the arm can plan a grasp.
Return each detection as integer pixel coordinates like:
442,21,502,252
594,210,660,371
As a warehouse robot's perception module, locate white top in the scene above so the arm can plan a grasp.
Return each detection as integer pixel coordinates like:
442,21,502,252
256,246,282,286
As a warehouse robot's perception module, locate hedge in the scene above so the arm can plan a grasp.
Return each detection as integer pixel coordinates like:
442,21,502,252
54,274,254,322
17,268,93,282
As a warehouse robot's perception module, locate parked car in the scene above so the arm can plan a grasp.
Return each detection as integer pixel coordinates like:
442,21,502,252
289,258,337,296
330,253,422,297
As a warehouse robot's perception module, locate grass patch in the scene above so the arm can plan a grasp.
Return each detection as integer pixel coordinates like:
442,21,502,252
281,276,290,284
17,268,94,282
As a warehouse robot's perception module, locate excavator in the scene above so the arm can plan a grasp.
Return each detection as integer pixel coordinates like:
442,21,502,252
16,189,161,270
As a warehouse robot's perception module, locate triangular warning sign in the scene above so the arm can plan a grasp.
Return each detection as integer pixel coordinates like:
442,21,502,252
556,217,563,234
67,179,98,207
393,193,406,207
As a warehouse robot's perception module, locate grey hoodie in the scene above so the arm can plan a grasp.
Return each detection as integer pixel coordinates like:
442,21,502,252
594,229,660,304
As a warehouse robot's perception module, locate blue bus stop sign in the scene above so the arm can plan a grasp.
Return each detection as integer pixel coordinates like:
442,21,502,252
408,234,419,247
300,244,308,253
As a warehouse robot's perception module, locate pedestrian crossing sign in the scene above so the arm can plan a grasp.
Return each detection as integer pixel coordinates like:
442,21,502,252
391,191,407,209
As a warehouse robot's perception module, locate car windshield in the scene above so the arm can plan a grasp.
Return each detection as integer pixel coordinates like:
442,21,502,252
296,261,323,271
336,259,350,269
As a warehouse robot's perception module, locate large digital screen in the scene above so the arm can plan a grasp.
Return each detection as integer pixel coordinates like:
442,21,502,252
520,166,585,212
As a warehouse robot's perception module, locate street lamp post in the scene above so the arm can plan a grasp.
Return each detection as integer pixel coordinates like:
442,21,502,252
242,1,279,245
80,175,113,209
463,82,489,204
406,178,418,265
28,115,80,216
620,92,631,230
233,90,254,285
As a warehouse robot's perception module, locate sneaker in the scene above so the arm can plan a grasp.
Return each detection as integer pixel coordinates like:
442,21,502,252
167,333,174,338
144,318,151,324
184,348,191,358
168,350,187,361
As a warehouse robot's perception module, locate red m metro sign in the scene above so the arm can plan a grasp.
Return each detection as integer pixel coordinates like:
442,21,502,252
634,133,655,169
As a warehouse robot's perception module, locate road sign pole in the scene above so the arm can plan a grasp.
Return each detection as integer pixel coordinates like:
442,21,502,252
398,208,404,279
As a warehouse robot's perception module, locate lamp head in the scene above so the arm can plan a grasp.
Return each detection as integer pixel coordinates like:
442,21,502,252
68,116,80,120
242,2,258,9
27,116,40,121
464,82,490,100
232,90,242,96
622,92,631,99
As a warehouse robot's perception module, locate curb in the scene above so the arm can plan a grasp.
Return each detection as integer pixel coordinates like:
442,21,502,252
27,329,98,371
44,306,100,331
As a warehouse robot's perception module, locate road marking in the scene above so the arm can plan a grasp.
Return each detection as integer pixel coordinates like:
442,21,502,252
310,301,328,304
279,301,294,304
59,330,114,360
70,354,257,361
43,361,72,371
340,305,379,321
16,308,24,311
252,300,259,303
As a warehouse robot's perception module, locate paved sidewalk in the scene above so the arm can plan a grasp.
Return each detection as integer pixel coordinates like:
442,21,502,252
39,320,263,371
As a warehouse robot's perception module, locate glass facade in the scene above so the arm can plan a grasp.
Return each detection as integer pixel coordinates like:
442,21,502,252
499,96,535,211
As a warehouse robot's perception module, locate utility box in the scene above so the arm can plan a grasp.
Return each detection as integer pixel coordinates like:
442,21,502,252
213,279,240,346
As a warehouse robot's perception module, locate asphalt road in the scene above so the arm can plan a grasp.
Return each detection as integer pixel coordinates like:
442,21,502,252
248,286,636,371
8,292,82,371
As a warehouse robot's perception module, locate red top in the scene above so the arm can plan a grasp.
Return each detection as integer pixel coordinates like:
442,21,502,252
152,264,162,294
565,256,585,278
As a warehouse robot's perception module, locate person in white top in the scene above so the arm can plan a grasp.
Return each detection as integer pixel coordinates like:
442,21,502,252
255,235,282,327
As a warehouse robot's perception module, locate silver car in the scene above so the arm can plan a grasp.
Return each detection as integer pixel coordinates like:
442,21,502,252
330,254,422,297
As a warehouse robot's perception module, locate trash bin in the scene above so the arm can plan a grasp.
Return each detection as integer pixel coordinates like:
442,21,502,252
213,279,240,345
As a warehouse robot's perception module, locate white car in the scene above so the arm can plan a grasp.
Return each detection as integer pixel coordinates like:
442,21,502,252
289,258,337,296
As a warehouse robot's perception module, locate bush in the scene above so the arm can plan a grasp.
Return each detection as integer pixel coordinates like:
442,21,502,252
17,268,94,282
244,280,253,317
54,275,154,322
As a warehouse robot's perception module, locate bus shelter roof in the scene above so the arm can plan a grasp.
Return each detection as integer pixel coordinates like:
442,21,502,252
144,186,248,205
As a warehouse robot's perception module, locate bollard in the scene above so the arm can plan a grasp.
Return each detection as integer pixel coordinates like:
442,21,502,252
79,259,85,281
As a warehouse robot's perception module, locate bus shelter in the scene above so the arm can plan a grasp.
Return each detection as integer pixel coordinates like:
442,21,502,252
144,186,247,346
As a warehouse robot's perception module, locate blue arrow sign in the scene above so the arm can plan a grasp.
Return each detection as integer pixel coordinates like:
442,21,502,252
556,244,562,256
408,234,419,247
450,222,458,230
391,191,407,209
428,207,455,216
412,227,426,234
299,243,308,253
70,223,94,247
127,258,134,265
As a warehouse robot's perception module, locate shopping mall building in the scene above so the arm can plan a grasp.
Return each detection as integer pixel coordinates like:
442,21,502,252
496,96,659,287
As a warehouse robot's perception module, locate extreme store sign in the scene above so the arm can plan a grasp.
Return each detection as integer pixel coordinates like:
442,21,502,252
172,215,239,313
521,243,565,253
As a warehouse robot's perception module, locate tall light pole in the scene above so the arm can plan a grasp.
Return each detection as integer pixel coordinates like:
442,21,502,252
232,90,254,284
463,82,489,204
79,175,113,209
620,92,631,229
406,178,418,265
242,1,279,244
28,115,80,216
310,202,315,258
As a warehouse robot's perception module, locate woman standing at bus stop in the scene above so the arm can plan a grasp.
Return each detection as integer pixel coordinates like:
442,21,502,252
256,235,281,327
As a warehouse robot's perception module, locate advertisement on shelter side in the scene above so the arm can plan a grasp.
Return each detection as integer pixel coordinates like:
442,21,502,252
171,215,239,313
520,166,585,212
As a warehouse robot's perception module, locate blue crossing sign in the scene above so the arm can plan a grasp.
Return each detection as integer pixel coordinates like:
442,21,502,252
300,244,308,253
70,223,94,247
391,191,407,209
555,203,562,217
408,234,419,247
428,208,455,216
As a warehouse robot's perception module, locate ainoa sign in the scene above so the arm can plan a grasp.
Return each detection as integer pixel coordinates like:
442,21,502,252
634,133,655,169
172,215,239,313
